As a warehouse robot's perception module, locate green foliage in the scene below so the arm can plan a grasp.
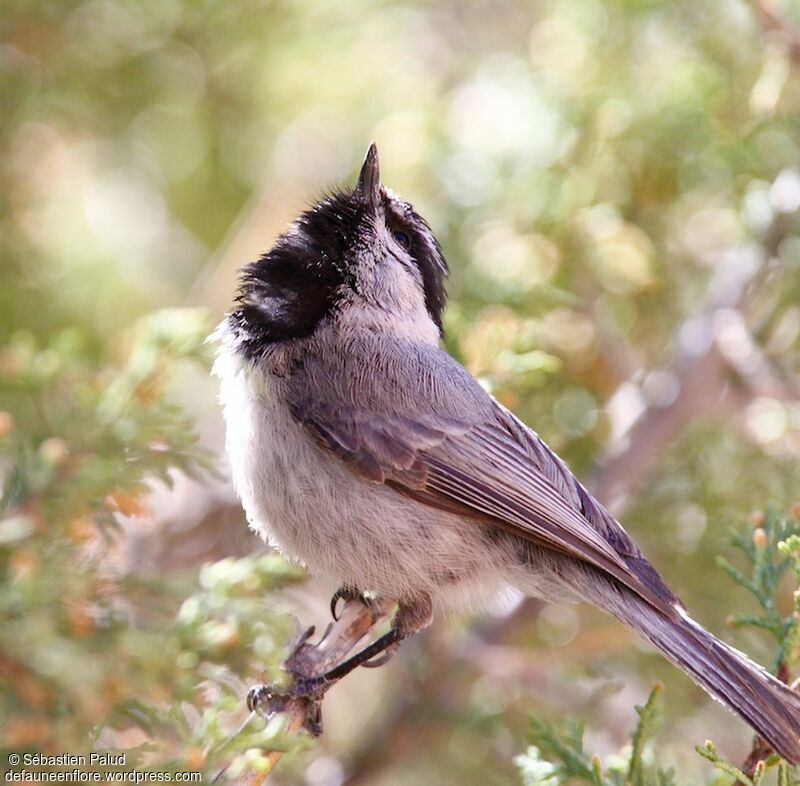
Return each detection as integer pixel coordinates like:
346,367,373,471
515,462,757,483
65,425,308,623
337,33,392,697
0,308,306,777
97,551,307,776
720,511,800,670
515,686,674,786
1,308,212,518
694,740,785,786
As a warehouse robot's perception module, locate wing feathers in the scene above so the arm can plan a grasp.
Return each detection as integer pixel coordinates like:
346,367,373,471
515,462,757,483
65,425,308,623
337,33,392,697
422,454,657,599
286,336,677,613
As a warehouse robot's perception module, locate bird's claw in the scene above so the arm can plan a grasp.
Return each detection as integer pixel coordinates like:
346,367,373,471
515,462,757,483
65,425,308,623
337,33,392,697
329,585,377,621
361,644,398,668
246,676,328,736
246,682,277,714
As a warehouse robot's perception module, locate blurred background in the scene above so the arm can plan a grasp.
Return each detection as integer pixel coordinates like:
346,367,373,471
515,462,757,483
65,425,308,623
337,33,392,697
2,0,800,783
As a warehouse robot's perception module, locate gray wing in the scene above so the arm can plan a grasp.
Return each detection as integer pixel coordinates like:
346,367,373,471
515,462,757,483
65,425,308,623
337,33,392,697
287,333,678,612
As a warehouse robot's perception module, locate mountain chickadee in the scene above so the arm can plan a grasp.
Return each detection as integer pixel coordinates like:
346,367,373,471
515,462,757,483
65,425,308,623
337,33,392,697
214,143,800,760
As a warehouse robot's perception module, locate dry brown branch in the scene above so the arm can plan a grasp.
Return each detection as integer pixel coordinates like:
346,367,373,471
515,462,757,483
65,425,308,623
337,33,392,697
220,596,392,784
752,0,800,61
591,346,735,512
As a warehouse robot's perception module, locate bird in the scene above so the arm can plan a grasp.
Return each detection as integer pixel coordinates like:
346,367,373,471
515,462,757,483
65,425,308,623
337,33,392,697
213,142,800,761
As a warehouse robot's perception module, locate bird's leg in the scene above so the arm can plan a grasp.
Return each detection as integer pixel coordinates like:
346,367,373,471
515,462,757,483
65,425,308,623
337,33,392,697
321,592,433,681
247,594,432,735
327,592,433,673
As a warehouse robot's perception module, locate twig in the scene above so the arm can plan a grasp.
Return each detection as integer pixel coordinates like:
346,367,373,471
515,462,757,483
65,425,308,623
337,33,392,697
752,0,800,61
219,597,392,784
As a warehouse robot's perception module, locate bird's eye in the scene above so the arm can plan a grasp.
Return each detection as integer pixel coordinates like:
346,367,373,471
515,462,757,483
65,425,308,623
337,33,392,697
393,230,411,249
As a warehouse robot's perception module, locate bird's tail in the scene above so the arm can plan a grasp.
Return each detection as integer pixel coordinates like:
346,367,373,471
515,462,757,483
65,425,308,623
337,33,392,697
580,578,800,763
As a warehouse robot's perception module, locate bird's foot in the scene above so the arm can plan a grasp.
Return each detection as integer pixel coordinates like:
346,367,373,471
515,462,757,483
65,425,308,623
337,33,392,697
246,628,403,735
245,594,432,737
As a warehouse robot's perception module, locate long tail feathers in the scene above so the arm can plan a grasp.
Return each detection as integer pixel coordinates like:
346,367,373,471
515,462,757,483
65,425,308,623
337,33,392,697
588,583,800,763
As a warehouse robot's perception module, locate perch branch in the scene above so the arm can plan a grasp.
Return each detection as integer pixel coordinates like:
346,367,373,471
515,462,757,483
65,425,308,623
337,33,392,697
220,596,392,784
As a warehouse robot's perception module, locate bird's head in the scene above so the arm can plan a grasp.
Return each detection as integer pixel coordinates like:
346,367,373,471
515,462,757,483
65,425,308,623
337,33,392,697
229,143,448,357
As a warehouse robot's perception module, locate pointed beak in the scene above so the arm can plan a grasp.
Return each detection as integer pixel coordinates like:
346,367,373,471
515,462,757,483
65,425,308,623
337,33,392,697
357,141,381,210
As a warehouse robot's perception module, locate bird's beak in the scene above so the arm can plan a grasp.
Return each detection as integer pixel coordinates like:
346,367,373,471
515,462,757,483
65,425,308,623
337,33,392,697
357,142,381,210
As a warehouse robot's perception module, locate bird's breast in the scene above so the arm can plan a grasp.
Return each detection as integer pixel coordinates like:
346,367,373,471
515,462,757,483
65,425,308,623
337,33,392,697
213,342,501,606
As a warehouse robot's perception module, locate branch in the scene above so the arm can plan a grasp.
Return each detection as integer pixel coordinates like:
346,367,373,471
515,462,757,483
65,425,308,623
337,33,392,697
593,216,778,511
220,597,392,784
752,0,800,61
